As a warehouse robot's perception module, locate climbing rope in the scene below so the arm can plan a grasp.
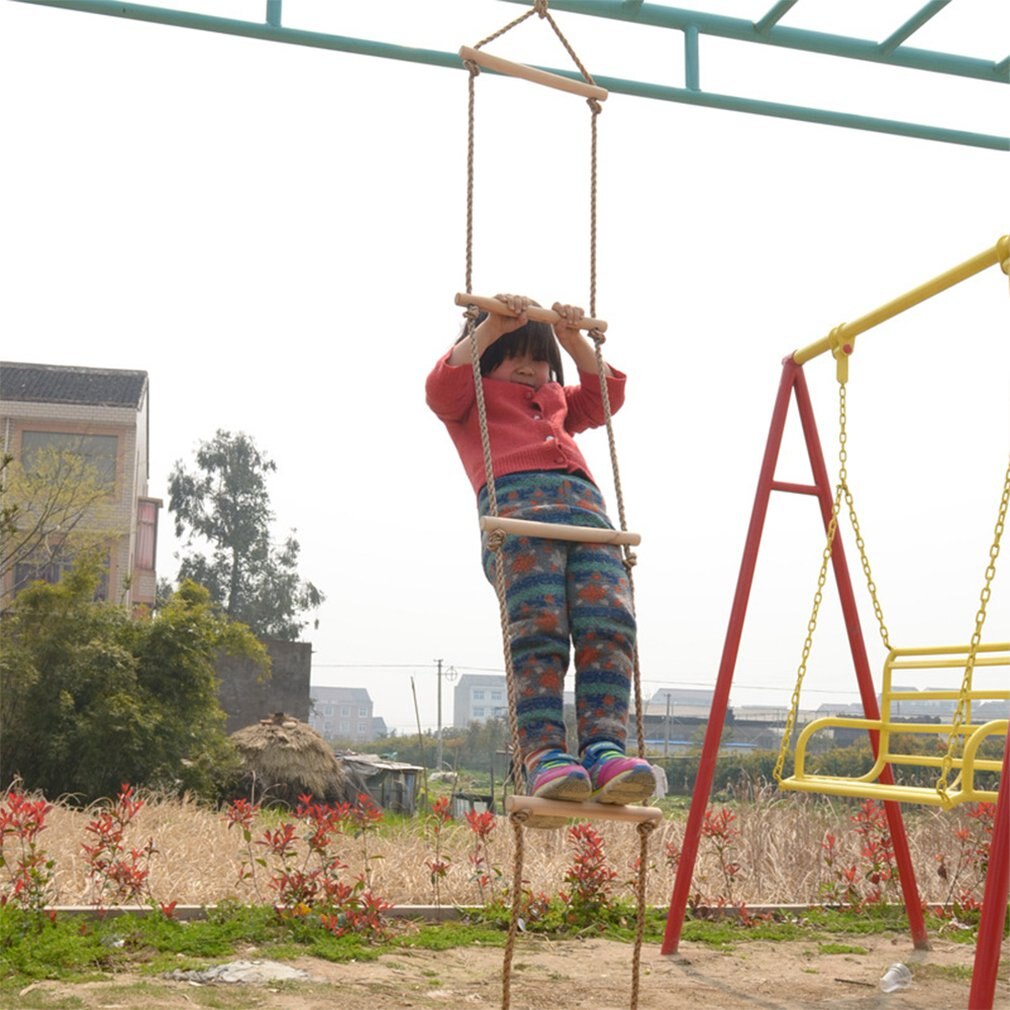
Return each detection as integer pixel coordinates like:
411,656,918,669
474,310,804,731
459,6,651,1008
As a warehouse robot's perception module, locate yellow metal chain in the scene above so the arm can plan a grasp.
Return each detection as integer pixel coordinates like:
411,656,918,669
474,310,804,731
935,454,1010,801
774,381,892,783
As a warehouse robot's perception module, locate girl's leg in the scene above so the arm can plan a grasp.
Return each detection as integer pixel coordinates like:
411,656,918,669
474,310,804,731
567,541,637,750
569,543,655,804
483,533,570,758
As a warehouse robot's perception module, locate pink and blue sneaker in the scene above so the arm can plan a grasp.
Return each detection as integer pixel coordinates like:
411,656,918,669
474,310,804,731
526,749,592,803
582,742,656,805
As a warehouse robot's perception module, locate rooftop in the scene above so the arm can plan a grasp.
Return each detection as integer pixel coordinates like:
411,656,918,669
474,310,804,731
0,362,148,408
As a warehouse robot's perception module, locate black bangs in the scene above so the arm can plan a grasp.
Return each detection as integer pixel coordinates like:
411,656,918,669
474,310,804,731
477,316,565,385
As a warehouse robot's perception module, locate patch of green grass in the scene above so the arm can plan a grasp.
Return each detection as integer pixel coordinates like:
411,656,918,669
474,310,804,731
916,963,974,982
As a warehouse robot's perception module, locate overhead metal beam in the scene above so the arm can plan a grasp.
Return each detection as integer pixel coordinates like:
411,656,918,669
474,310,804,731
754,2,798,37
8,0,1009,151
499,0,1008,83
878,1,951,57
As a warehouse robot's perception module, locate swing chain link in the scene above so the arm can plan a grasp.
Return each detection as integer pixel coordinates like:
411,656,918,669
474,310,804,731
839,385,892,653
936,453,1010,801
774,380,892,784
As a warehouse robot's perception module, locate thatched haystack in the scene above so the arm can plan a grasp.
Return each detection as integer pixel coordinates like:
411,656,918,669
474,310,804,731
229,712,352,807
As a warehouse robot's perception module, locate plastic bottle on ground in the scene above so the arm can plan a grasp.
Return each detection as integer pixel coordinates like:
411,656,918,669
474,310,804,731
879,962,913,993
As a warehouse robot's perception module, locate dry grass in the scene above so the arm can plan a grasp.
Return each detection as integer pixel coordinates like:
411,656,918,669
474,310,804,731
26,789,983,911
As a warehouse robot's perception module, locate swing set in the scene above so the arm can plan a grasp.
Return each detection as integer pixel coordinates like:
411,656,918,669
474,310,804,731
662,234,1010,1010
7,3,1008,1009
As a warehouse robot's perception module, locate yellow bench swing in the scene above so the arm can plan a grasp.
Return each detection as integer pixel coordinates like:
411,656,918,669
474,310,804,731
663,237,1010,1010
773,355,1010,809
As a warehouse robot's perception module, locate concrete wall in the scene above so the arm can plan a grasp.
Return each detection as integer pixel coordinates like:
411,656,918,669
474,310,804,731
217,638,312,734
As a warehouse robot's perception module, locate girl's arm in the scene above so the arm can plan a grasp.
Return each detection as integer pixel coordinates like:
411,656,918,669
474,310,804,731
447,293,533,366
552,302,612,377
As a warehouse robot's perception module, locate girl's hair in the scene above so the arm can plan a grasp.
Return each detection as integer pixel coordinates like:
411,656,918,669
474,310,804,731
458,309,565,385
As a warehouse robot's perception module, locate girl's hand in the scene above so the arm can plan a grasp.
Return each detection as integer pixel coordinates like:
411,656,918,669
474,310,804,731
551,301,611,377
551,302,585,350
484,292,532,339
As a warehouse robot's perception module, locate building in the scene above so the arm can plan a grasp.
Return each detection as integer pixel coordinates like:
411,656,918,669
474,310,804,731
0,361,160,609
309,685,378,743
453,674,510,727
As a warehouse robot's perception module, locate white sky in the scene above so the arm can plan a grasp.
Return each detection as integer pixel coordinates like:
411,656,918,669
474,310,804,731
2,0,1007,737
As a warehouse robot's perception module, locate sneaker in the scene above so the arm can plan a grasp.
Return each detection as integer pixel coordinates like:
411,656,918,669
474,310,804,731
582,744,656,805
526,750,592,803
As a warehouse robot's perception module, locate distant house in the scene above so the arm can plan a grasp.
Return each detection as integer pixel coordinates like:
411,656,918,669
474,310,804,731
453,674,509,727
0,361,160,609
310,685,377,743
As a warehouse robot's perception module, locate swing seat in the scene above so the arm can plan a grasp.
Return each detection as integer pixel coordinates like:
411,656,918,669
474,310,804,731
506,793,663,828
479,514,640,545
779,642,1010,808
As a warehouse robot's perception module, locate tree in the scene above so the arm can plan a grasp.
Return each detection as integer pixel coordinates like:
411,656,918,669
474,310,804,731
0,444,115,609
0,556,266,802
167,430,323,640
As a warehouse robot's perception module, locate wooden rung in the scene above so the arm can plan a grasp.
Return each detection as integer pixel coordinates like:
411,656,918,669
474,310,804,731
480,515,640,546
507,794,663,825
459,45,608,101
455,293,607,333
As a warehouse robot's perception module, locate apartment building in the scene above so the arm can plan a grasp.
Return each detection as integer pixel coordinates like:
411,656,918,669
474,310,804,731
0,361,160,609
309,685,380,743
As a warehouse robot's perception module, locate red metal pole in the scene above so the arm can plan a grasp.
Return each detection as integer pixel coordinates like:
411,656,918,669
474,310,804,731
791,369,929,949
661,359,798,954
968,722,1010,1010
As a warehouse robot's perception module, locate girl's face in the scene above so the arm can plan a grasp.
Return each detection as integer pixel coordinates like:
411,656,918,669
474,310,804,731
486,351,551,389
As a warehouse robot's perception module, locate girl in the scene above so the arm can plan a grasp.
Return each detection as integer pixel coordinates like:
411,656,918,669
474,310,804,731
425,293,654,813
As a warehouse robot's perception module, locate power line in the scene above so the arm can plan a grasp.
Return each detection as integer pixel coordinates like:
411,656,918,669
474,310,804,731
311,662,863,697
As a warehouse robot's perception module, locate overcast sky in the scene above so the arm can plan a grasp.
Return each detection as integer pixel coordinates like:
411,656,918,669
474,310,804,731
2,0,1007,737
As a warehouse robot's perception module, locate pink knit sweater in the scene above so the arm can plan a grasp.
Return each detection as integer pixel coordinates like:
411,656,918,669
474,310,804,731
425,350,626,495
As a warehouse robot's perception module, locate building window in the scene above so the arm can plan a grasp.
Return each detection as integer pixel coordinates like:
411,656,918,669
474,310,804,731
358,722,368,734
474,707,485,717
13,549,108,600
491,691,503,702
21,431,118,488
358,705,369,717
341,705,350,717
136,498,158,571
473,690,485,701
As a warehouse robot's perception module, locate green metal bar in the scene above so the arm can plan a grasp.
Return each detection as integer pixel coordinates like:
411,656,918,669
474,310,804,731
9,0,1009,151
595,73,1008,150
878,1,950,57
9,0,466,71
754,1,798,36
499,0,1008,83
684,23,699,91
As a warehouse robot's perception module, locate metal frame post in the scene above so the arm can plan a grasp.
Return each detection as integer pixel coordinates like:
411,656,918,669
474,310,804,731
661,358,928,954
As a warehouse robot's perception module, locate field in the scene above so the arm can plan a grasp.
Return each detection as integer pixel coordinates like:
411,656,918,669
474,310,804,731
36,790,988,909
4,790,1006,1009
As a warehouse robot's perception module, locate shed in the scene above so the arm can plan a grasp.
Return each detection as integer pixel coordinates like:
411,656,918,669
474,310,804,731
337,753,423,815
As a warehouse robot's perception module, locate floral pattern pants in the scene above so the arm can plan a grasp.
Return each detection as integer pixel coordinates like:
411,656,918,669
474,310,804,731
478,472,637,759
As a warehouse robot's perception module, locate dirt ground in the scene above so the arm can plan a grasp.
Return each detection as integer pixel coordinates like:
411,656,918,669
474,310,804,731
13,930,1006,1010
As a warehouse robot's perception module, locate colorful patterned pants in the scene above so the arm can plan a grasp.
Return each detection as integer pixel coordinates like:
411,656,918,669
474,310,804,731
478,472,637,759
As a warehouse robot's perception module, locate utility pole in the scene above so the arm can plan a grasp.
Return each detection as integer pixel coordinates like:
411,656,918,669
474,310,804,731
664,693,672,758
435,658,443,772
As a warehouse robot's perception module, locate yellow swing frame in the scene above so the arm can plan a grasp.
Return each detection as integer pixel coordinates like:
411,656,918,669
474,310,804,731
775,235,1010,810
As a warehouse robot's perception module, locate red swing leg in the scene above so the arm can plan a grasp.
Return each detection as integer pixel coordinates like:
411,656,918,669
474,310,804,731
967,721,1010,1010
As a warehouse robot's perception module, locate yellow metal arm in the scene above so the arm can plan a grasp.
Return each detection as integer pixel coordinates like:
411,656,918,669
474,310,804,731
793,235,1010,366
